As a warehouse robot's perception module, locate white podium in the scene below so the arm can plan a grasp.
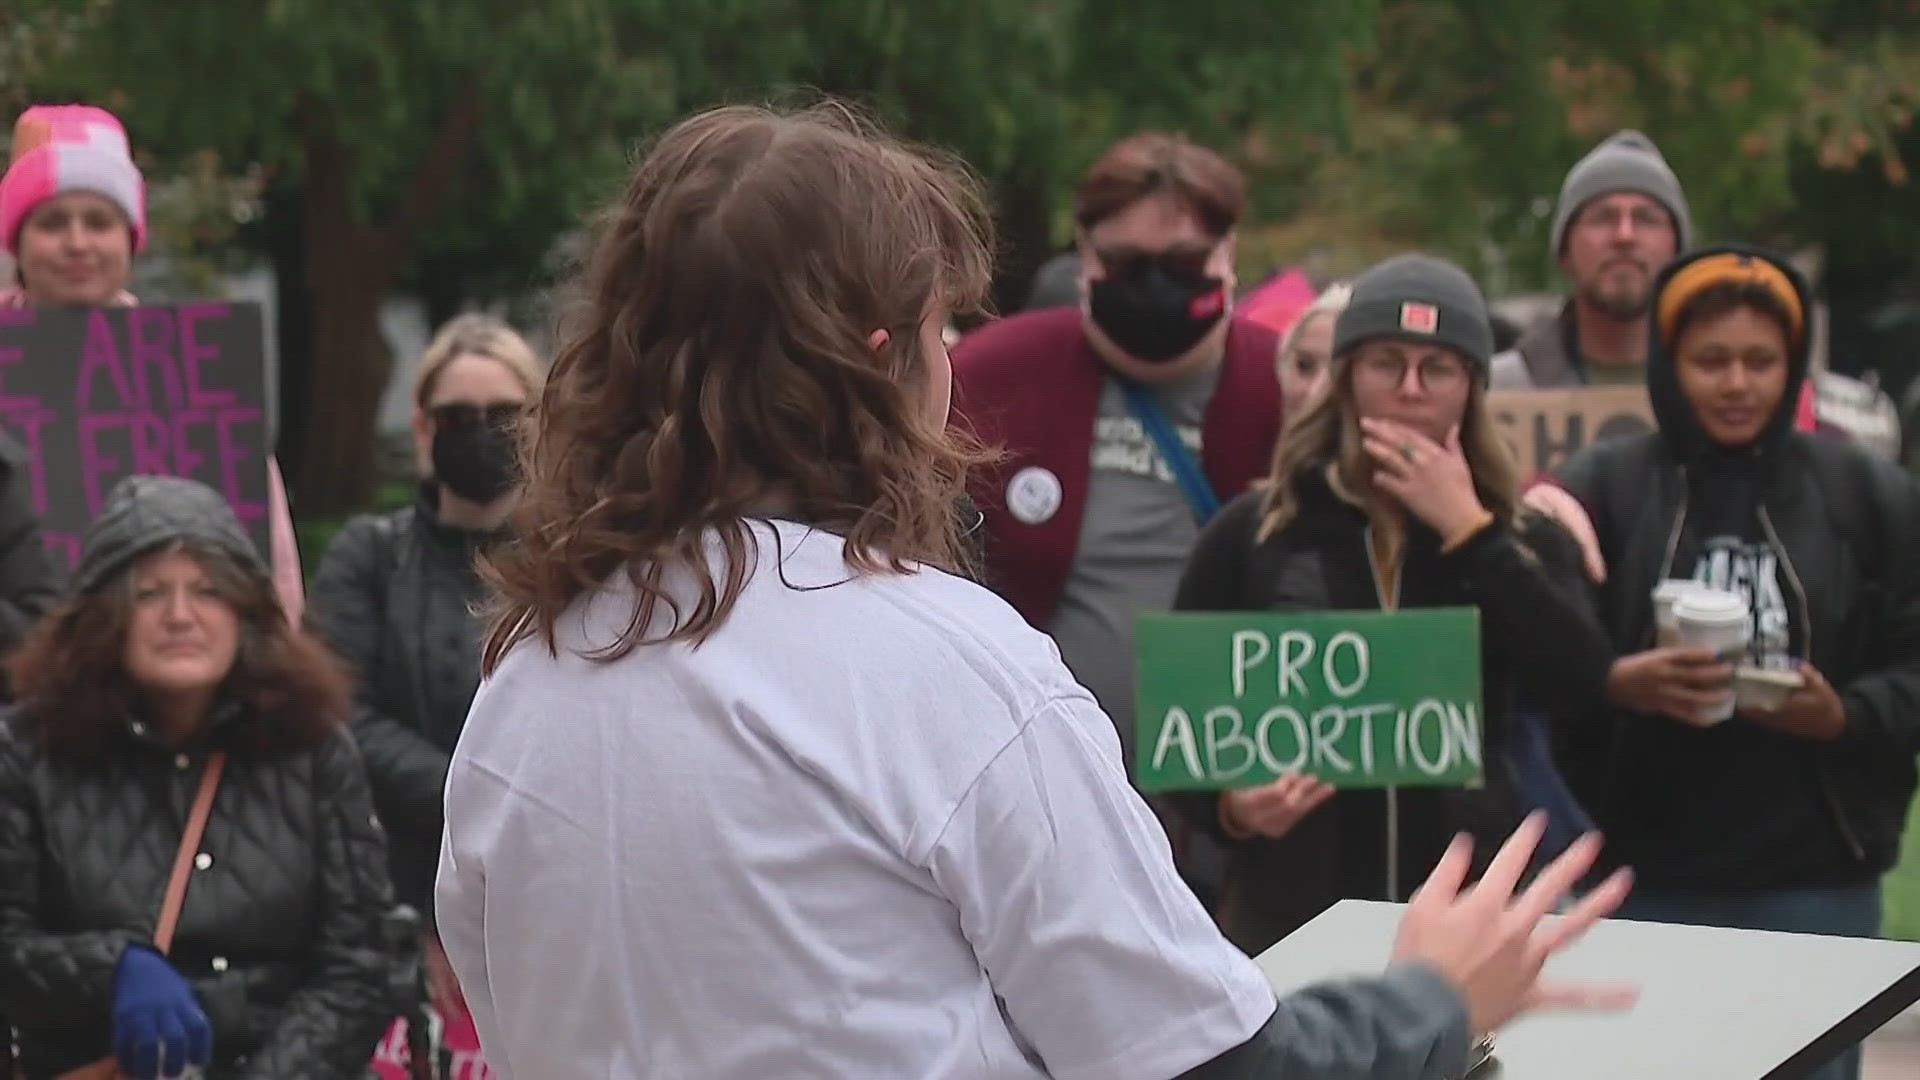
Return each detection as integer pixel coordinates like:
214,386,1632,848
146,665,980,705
1255,900,1920,1079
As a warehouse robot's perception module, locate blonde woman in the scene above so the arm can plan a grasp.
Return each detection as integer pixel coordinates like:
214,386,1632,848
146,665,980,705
1172,254,1616,955
304,314,540,1043
306,313,541,1074
1275,283,1352,427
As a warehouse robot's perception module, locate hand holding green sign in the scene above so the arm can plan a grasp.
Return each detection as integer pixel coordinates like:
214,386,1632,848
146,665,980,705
1134,608,1484,792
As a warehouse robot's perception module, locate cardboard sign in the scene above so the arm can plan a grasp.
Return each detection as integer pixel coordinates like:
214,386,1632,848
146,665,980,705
0,303,271,568
1134,608,1484,792
1486,386,1654,477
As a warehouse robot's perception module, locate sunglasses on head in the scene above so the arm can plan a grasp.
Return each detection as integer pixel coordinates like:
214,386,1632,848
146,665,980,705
1091,244,1215,281
429,402,524,431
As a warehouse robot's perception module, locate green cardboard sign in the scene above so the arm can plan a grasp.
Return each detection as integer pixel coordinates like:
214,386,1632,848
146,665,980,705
1133,608,1484,792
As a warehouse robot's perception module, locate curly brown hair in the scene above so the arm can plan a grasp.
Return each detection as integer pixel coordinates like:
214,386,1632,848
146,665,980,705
6,541,351,762
479,101,996,673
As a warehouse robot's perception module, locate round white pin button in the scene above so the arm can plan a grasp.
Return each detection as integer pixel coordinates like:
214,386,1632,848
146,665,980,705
1006,466,1063,525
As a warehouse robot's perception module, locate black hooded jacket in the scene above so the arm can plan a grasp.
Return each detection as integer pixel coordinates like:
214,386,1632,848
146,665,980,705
1552,244,1920,892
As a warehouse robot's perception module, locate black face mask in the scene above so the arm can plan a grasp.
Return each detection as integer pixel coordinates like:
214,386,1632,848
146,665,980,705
431,424,518,505
1087,265,1228,362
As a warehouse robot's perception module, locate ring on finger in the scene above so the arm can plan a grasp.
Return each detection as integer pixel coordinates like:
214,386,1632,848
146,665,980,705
1400,441,1417,463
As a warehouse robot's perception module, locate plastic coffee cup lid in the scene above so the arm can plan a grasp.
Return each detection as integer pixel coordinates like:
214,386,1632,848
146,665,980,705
1672,589,1749,626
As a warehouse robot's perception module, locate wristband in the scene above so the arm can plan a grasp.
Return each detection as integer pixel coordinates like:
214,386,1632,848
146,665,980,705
1441,510,1496,553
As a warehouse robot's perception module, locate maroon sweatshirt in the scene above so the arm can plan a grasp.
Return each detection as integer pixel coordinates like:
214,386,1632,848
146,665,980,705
951,306,1283,629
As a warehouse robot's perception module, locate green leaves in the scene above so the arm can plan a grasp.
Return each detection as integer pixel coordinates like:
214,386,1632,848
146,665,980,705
19,0,1920,304
1253,1,1920,290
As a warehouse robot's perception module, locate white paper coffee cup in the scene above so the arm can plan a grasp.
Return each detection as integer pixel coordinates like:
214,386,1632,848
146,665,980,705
1671,589,1751,724
1653,579,1711,647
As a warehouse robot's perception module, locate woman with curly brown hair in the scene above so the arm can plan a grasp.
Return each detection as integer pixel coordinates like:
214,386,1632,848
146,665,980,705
0,475,397,1079
433,102,1634,1080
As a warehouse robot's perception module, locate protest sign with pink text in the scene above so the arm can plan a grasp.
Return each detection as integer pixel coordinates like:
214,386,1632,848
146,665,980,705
0,302,270,565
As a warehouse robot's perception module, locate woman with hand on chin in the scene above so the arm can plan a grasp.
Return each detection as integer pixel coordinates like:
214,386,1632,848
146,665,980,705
1173,254,1617,956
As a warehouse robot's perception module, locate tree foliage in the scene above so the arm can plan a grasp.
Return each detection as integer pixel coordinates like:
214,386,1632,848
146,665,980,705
11,0,1380,511
609,0,1379,306
15,0,1920,506
14,0,660,509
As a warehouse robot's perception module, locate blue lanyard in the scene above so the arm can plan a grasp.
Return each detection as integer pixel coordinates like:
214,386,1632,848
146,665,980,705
1119,380,1220,525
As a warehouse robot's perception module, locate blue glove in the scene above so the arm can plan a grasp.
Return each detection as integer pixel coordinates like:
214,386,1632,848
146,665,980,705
112,944,212,1079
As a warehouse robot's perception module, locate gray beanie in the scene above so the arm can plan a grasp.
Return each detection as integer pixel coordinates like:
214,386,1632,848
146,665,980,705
1552,129,1692,255
73,475,266,595
1332,254,1494,376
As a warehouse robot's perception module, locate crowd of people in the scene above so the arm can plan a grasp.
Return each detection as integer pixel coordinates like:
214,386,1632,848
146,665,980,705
0,91,1910,1080
0,104,539,1079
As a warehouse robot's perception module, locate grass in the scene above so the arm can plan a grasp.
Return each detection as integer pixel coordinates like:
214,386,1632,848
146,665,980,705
1887,796,1920,942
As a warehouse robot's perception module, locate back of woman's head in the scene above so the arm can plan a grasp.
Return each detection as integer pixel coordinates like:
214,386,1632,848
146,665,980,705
482,101,996,671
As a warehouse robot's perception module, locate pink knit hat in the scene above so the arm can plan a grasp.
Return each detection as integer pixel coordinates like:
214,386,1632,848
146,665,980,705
0,104,147,255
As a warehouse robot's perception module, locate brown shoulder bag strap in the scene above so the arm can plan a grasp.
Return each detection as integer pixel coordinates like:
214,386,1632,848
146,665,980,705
47,753,229,1080
153,751,225,953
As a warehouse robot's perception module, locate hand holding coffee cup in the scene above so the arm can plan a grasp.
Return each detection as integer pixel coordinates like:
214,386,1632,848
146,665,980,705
1606,646,1737,726
1669,590,1751,724
1607,587,1747,725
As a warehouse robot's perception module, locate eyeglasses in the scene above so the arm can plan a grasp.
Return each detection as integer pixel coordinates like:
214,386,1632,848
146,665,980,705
1354,352,1469,390
1091,243,1215,280
429,402,525,431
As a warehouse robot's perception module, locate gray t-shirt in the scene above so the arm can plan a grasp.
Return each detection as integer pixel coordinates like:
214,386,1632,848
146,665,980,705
1048,370,1220,756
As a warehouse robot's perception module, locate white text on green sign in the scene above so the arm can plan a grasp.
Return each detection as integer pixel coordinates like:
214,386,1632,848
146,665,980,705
1132,609,1485,791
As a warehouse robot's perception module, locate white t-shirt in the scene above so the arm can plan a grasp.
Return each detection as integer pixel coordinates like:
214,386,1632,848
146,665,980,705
435,519,1277,1079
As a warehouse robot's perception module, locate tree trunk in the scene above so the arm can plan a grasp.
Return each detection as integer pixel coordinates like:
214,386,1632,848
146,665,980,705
297,233,393,513
265,180,315,495
420,271,467,335
288,112,394,515
988,158,1060,318
286,86,485,515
